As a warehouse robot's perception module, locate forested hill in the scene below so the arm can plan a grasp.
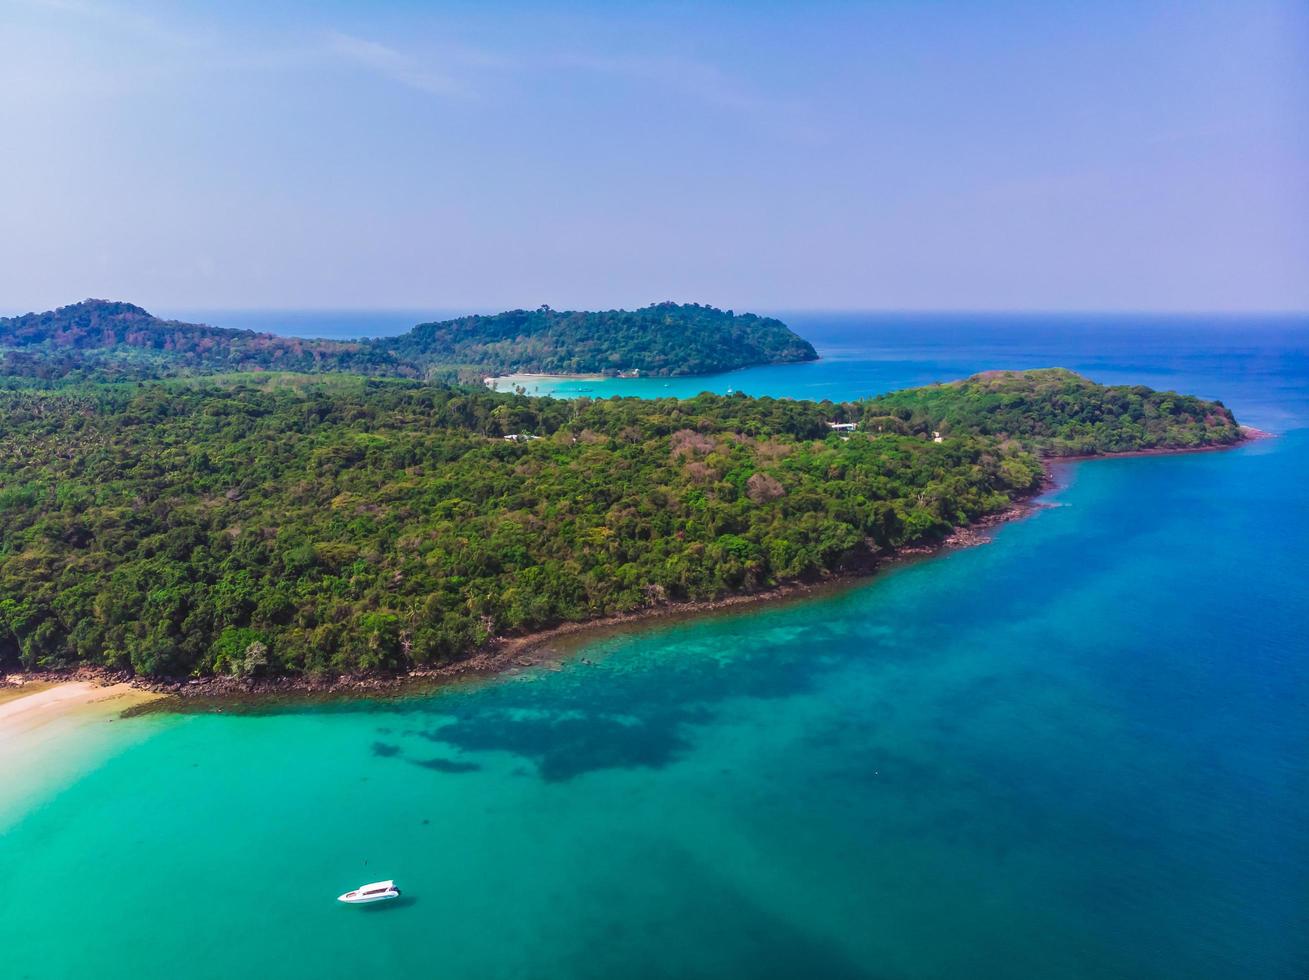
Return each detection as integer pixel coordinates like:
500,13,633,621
378,303,818,376
0,299,817,381
0,370,1240,679
860,369,1243,455
0,300,395,379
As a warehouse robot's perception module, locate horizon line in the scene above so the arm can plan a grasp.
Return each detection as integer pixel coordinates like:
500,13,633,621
4,301,1308,320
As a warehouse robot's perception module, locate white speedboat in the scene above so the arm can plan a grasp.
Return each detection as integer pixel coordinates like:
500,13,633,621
338,880,401,904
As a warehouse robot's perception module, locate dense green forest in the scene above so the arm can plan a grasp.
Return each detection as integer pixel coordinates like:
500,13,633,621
862,369,1243,455
379,303,817,376
0,299,816,381
0,301,396,379
0,370,1239,679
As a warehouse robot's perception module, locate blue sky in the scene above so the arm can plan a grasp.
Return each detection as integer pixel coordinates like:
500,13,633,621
1,0,1305,312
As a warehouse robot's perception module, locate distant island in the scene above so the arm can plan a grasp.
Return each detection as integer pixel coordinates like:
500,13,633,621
380,304,818,377
0,367,1244,686
0,299,818,382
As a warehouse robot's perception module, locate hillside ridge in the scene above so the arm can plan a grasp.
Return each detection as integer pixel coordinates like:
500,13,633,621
0,299,818,380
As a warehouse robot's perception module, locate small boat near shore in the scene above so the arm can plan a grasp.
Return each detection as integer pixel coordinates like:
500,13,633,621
338,880,401,905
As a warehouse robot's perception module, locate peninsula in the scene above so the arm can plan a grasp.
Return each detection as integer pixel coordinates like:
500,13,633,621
0,367,1243,687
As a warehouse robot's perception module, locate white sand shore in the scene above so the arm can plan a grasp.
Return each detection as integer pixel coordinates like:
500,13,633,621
0,681,161,741
0,681,165,827
484,372,610,391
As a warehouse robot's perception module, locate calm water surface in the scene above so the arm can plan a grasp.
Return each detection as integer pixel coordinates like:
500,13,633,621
2,315,1306,979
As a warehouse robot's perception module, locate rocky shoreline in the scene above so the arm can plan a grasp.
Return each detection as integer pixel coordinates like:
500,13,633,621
4,433,1263,711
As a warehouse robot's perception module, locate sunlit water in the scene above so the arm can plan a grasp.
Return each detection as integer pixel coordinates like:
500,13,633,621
2,315,1305,979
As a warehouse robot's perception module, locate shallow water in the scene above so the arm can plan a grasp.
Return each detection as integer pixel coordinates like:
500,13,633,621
2,315,1306,979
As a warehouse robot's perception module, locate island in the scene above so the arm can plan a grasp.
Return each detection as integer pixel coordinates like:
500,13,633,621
378,303,818,378
0,299,817,382
0,367,1245,688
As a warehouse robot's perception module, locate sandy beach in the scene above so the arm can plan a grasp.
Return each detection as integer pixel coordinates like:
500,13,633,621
0,680,162,740
483,372,609,392
0,680,166,828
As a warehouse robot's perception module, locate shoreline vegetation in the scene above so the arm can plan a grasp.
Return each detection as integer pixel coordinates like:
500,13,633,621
0,353,1251,708
7,491,1052,706
6,434,1262,713
3,497,1045,711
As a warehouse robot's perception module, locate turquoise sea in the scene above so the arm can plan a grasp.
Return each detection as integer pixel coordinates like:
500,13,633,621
2,315,1306,979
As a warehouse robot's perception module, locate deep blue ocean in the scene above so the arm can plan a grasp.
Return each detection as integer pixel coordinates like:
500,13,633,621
1,313,1306,979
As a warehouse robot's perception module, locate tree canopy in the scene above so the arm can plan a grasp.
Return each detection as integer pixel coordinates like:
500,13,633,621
0,369,1240,679
379,302,818,377
860,368,1242,455
0,299,817,382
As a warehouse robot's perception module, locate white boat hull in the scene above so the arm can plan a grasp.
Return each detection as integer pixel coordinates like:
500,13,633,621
338,880,401,904
338,892,399,904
